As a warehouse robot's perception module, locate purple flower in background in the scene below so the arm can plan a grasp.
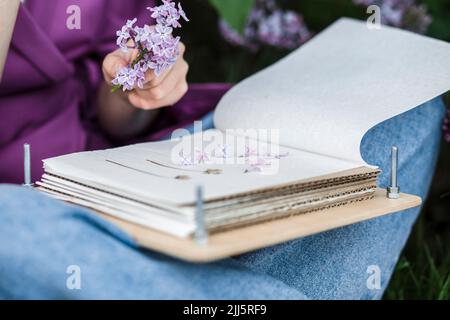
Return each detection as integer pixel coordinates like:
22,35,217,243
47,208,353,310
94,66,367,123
219,0,311,51
219,20,247,47
443,109,450,143
353,0,432,34
220,0,431,51
112,0,188,92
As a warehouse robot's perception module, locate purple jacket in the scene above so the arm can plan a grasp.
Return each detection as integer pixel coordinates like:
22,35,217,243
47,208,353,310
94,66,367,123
0,0,230,184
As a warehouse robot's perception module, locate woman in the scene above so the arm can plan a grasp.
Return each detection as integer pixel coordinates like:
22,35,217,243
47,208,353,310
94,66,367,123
0,0,230,183
0,0,446,299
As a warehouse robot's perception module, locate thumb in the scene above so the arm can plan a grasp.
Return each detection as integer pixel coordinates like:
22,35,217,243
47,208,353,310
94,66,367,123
102,50,129,83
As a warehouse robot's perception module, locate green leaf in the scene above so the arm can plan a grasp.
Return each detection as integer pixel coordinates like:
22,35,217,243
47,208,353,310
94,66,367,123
208,0,255,34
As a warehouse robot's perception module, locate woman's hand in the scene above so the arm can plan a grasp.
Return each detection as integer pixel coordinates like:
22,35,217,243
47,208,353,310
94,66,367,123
102,41,189,110
97,40,189,140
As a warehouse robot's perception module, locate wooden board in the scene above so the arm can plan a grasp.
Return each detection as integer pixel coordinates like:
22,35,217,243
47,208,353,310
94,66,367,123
98,188,421,263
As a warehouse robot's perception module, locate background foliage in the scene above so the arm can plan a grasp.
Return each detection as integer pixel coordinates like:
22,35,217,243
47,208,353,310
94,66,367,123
180,0,450,299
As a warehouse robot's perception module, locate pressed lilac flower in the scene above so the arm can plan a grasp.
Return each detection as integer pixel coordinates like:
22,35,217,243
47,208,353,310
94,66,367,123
212,144,230,159
265,151,290,160
244,157,271,174
241,145,258,158
195,149,210,164
112,1,188,92
178,151,194,166
244,165,263,174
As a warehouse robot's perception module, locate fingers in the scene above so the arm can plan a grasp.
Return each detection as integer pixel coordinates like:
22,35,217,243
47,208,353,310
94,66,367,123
102,47,139,83
128,77,188,110
128,42,189,110
142,68,169,89
137,58,188,100
102,51,127,83
142,42,186,89
103,40,189,110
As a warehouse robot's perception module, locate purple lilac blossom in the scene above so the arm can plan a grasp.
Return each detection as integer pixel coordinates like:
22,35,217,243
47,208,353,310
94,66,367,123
149,0,189,28
112,0,188,92
219,0,311,51
353,0,432,34
112,64,145,91
116,18,137,52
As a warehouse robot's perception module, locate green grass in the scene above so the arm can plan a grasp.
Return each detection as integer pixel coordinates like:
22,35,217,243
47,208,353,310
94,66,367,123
385,113,450,300
384,198,450,299
384,95,450,300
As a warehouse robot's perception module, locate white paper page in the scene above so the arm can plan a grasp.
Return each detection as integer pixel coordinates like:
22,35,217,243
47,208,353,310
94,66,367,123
214,18,450,164
37,187,195,237
43,130,363,205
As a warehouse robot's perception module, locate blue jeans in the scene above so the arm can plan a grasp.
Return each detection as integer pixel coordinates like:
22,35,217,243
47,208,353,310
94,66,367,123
0,97,445,299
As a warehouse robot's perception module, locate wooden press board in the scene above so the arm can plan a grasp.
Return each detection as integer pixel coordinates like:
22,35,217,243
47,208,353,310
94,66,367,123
98,188,421,263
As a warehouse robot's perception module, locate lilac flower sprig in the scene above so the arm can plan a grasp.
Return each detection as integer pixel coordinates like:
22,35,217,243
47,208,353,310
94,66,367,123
111,1,189,92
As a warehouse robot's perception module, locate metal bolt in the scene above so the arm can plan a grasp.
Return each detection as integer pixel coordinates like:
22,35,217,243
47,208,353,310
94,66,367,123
194,185,208,245
387,146,400,199
23,143,33,188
